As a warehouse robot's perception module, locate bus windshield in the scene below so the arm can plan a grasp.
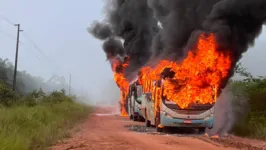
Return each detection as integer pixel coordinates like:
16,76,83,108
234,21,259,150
162,99,214,111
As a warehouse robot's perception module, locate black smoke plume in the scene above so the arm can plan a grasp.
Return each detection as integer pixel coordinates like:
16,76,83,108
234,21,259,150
147,0,266,88
89,21,112,40
202,0,266,89
147,0,221,62
89,0,158,81
102,37,125,60
88,0,266,116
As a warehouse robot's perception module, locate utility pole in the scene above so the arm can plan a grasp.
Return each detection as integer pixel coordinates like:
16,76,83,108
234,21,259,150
13,24,23,91
68,73,71,96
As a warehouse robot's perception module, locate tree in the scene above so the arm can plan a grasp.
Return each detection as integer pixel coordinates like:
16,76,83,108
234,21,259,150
0,57,70,95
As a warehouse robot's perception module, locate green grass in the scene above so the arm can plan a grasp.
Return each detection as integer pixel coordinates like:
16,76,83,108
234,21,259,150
0,100,92,150
232,115,266,140
230,80,266,140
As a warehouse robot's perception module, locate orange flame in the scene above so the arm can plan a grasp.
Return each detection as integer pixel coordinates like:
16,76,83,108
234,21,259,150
112,58,129,116
211,135,220,139
120,91,128,116
139,33,232,109
205,133,220,139
111,33,232,115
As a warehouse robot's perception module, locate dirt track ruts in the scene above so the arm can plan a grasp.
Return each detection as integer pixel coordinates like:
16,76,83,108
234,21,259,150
51,107,238,150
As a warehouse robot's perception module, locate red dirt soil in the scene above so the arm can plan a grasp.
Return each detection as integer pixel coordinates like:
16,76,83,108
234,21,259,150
51,107,236,150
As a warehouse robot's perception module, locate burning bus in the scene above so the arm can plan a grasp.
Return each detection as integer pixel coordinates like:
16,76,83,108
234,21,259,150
140,68,215,132
89,0,265,133
135,34,231,132
127,78,145,121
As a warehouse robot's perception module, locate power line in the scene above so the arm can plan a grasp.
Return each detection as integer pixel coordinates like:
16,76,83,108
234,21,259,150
21,32,55,64
0,15,73,94
0,15,14,25
0,29,16,40
0,29,44,63
0,15,47,63
21,32,70,74
21,29,72,95
0,15,69,73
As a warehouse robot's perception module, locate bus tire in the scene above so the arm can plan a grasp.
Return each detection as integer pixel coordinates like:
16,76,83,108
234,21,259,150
198,127,206,134
145,119,151,127
155,119,163,132
144,110,150,127
156,126,163,132
133,115,138,121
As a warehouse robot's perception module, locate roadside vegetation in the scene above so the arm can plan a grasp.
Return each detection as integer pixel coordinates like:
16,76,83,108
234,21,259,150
0,58,91,150
0,58,71,94
231,63,266,139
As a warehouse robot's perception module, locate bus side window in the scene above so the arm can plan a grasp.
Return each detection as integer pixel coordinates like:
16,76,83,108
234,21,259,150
133,86,137,99
129,86,132,96
137,86,143,98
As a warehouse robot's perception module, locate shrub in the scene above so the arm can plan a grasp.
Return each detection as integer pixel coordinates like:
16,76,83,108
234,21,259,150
0,81,19,107
231,63,266,139
0,82,91,150
0,101,90,150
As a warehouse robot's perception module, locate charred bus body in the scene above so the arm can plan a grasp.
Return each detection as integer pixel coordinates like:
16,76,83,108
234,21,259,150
127,78,145,121
140,68,215,132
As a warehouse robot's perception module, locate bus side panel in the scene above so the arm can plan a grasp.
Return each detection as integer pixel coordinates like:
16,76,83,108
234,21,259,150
140,97,147,120
147,101,155,125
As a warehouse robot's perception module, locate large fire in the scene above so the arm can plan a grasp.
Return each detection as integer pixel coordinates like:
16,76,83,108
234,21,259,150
111,58,129,116
138,33,232,109
111,33,232,115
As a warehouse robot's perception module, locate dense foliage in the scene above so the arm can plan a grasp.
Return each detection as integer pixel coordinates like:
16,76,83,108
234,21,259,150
0,58,70,94
231,63,266,139
0,58,90,150
0,87,90,150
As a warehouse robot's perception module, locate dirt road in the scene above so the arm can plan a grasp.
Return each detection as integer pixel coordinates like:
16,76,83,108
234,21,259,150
51,107,256,150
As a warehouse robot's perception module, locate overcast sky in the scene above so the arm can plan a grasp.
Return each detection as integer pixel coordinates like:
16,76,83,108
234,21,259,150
0,0,265,103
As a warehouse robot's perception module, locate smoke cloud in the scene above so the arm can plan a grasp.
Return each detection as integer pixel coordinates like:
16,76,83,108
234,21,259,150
89,0,158,81
147,0,221,62
102,37,125,60
88,0,266,121
146,0,266,89
90,0,266,80
201,0,266,89
88,21,112,40
99,80,121,105
209,84,249,136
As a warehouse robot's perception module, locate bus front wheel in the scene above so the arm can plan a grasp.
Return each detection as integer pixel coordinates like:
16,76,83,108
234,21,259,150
133,115,138,121
198,127,206,134
155,118,163,132
156,126,163,132
145,119,151,127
